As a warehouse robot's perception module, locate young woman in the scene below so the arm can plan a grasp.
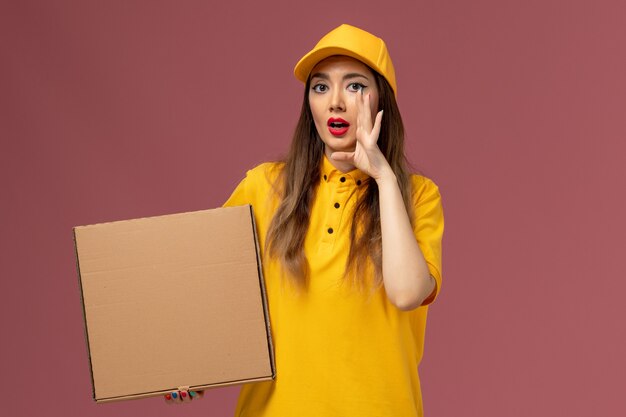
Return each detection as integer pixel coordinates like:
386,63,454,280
166,24,444,417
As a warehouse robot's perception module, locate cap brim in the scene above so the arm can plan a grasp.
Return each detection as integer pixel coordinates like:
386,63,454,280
293,46,380,84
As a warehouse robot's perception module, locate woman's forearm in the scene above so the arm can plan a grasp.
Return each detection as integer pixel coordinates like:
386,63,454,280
376,169,435,311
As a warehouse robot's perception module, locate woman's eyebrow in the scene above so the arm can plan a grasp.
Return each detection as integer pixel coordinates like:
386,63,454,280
310,72,370,81
342,73,369,81
310,72,329,80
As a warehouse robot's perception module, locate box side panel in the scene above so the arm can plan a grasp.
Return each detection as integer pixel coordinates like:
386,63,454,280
248,205,276,378
95,375,275,403
73,227,97,401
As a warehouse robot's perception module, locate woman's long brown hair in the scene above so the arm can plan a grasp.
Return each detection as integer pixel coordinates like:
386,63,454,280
265,66,415,292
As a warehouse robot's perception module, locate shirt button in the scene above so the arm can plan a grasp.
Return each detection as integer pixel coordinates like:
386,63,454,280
356,180,362,185
327,228,334,234
340,177,346,183
334,202,340,209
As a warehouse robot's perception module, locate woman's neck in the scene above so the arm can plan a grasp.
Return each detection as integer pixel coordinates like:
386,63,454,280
324,147,356,173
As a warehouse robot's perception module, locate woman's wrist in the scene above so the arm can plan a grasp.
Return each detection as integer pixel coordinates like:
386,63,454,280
374,167,397,186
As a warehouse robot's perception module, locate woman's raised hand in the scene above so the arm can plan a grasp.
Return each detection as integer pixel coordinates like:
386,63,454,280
330,91,390,181
164,389,204,405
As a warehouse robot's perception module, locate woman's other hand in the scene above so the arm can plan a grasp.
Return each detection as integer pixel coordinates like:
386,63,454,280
164,389,204,404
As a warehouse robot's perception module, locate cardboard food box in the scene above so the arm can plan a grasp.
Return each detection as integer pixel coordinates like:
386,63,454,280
73,205,275,403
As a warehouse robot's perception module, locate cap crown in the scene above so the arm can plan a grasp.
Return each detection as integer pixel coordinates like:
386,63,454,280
294,24,397,96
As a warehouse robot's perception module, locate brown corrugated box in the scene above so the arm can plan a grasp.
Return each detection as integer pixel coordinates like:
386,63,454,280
73,205,275,403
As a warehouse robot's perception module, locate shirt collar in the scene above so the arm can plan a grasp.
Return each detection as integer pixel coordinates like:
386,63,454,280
320,154,370,185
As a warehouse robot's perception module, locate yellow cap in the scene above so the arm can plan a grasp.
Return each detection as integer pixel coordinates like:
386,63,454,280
294,24,397,96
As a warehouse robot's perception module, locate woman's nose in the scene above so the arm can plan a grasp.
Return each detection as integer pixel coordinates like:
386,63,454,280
329,90,345,112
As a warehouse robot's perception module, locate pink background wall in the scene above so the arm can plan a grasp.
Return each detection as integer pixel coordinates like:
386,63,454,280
2,1,625,416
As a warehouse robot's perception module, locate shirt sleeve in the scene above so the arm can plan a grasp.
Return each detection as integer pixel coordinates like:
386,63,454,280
411,175,444,306
222,173,250,208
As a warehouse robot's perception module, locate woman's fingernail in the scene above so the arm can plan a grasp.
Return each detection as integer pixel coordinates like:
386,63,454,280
181,391,187,398
189,391,197,397
165,394,171,400
171,391,178,399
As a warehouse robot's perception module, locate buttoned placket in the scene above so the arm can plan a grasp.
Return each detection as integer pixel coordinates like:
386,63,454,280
318,168,367,255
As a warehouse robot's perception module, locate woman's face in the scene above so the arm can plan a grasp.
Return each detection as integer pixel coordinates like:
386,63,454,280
308,55,380,157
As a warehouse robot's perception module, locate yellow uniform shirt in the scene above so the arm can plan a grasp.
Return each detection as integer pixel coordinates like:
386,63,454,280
223,155,444,417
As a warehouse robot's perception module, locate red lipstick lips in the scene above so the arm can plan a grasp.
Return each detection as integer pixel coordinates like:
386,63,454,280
327,117,350,136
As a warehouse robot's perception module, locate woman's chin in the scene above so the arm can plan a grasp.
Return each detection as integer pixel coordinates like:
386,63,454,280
322,137,357,153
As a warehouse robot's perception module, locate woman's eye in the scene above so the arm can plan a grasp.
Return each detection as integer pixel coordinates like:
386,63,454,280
312,84,328,93
348,83,365,92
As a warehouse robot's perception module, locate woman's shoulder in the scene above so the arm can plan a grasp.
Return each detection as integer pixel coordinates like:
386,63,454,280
223,161,285,208
244,161,285,186
407,172,444,225
409,172,441,197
